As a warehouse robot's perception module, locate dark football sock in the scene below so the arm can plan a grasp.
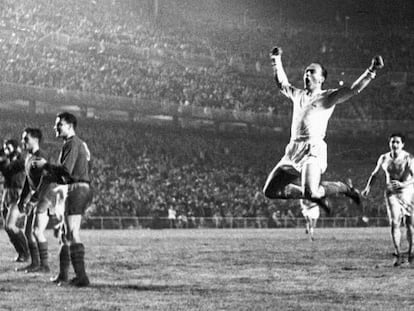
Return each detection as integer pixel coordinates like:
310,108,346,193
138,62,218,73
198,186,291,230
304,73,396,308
15,230,29,257
38,241,49,268
28,241,40,267
59,244,70,280
8,232,22,255
70,243,88,279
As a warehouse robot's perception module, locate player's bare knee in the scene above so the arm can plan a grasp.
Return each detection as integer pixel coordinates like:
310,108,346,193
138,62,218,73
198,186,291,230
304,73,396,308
33,227,43,240
65,229,73,243
4,226,12,234
5,224,18,233
391,220,401,230
71,231,81,244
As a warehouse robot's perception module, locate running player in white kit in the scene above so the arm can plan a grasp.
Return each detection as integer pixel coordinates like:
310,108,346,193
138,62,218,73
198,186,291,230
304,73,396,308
362,133,414,266
263,46,384,214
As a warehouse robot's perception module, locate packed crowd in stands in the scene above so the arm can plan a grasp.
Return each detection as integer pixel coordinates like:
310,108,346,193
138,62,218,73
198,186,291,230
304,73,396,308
0,110,391,221
0,2,412,222
0,0,412,119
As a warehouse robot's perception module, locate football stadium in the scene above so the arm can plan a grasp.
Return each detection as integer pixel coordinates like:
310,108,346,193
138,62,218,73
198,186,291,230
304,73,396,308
0,0,413,310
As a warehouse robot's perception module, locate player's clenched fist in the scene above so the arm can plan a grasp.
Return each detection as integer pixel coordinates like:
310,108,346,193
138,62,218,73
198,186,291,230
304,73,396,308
369,55,384,71
270,46,282,65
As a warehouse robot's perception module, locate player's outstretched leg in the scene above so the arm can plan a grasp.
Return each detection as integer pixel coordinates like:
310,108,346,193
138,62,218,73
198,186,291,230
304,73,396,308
344,179,363,206
320,178,362,207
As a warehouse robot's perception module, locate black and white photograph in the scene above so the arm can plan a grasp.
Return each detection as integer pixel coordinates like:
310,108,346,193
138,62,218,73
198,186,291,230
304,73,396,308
0,0,413,310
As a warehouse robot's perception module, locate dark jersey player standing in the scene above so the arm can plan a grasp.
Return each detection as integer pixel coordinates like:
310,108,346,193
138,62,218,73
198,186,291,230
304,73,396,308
33,112,92,287
17,128,56,273
0,139,29,263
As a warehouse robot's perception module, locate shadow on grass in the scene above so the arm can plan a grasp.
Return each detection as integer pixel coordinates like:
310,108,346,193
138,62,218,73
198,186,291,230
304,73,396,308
91,282,224,297
91,282,189,292
0,276,216,295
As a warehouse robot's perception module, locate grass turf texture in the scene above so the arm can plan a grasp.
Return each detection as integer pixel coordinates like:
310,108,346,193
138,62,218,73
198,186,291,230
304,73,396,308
0,228,414,311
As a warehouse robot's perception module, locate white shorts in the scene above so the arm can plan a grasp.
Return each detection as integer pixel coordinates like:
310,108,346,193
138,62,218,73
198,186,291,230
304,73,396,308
300,200,320,219
385,189,414,221
52,185,68,221
276,139,327,175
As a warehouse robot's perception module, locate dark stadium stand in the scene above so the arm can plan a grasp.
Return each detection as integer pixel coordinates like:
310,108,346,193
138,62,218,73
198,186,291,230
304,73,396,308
0,0,412,118
0,0,412,221
0,110,395,221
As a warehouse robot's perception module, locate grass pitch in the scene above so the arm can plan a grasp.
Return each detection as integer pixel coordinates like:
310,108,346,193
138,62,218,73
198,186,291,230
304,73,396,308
0,228,414,311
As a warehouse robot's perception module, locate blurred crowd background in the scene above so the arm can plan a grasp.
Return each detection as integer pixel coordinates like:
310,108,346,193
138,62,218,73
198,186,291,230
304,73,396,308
0,0,412,222
0,110,392,222
0,0,413,118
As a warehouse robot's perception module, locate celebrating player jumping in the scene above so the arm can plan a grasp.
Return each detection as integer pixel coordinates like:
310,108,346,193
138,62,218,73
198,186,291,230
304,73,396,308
263,46,384,214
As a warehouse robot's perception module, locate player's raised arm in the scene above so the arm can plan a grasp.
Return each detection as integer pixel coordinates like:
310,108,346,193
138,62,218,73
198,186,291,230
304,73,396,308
270,46,289,89
329,55,384,105
351,55,384,93
362,154,384,197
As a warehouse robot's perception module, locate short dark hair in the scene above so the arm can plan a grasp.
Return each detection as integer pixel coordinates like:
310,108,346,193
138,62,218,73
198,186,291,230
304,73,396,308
57,112,77,129
4,139,19,149
389,132,405,143
24,127,42,143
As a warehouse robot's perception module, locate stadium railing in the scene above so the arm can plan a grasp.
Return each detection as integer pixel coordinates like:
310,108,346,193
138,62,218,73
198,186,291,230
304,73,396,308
78,216,389,230
0,216,391,230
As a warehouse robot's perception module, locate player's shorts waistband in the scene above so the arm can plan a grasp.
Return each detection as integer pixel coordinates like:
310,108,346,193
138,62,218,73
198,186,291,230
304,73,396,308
290,136,325,143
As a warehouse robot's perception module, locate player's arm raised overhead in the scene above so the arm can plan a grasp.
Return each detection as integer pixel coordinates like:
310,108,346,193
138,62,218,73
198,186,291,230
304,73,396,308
328,55,384,105
270,46,290,89
362,154,384,197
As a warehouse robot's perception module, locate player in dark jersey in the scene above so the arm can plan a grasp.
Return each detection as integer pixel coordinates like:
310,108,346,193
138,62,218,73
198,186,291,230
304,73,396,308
33,112,92,287
0,139,29,263
17,128,55,273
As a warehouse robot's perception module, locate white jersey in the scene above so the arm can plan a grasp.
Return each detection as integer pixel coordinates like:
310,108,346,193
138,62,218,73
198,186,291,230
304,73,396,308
380,150,414,216
380,150,414,186
280,85,337,141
